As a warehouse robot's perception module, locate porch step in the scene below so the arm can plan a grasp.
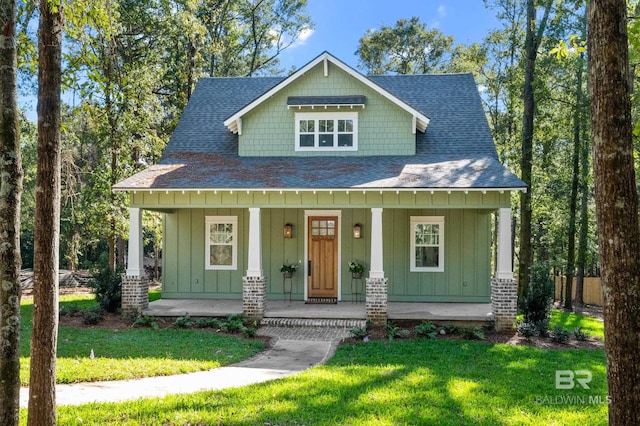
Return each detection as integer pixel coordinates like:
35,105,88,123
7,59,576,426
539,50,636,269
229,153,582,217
260,317,367,329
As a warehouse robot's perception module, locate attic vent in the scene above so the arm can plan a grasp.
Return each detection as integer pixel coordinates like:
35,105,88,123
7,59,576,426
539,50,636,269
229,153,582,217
287,95,366,109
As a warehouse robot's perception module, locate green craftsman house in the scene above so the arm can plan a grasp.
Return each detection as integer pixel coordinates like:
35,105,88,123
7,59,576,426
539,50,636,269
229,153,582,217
114,51,525,329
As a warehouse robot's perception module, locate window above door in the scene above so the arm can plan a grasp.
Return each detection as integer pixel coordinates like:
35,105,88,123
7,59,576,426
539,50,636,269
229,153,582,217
295,112,358,151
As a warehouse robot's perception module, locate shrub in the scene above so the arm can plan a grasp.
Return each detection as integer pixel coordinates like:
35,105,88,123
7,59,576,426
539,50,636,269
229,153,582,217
220,315,246,333
82,307,105,325
519,263,554,328
384,321,409,341
195,318,222,329
462,327,485,340
133,315,160,330
242,326,258,338
442,324,461,335
551,325,570,344
349,326,369,340
173,314,193,328
88,267,123,313
517,321,538,339
415,321,438,339
59,303,81,317
573,326,589,341
482,320,495,332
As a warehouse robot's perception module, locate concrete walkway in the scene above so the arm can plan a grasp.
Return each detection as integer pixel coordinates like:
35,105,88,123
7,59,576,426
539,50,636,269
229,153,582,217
20,327,350,407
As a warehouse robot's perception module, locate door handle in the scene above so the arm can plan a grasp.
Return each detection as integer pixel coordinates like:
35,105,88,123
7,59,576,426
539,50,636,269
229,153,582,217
308,260,312,276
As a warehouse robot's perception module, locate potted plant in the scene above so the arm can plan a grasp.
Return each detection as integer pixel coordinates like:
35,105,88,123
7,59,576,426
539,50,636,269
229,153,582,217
279,263,298,278
348,261,364,279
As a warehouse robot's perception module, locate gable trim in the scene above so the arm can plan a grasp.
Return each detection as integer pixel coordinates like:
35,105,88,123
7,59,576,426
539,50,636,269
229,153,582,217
287,95,366,108
223,51,430,134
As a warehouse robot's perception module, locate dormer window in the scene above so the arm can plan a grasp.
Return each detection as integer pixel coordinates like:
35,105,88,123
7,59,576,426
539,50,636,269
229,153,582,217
295,112,358,151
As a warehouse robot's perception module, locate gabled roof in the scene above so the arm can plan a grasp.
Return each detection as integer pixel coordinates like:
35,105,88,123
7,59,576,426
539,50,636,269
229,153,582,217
114,68,526,192
223,51,430,134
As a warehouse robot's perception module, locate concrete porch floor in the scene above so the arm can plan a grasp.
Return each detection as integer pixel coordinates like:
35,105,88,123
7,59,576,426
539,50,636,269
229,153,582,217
143,299,493,323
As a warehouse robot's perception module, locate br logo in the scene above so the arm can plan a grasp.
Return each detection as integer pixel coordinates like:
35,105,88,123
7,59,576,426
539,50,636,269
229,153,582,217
556,370,592,389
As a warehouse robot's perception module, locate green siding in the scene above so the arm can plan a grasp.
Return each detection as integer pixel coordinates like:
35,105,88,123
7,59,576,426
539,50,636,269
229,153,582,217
384,209,491,302
162,208,247,299
238,62,415,157
161,207,492,303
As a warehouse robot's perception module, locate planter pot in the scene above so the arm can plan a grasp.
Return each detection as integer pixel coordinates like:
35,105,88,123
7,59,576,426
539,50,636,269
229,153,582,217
351,272,362,279
282,271,293,278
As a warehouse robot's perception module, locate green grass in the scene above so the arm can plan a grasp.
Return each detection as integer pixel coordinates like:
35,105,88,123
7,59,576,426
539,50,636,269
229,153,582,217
48,339,607,426
20,296,608,424
549,310,604,340
20,294,264,385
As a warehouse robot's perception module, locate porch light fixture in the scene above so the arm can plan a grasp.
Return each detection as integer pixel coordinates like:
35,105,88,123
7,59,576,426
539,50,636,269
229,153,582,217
353,223,362,239
284,223,293,239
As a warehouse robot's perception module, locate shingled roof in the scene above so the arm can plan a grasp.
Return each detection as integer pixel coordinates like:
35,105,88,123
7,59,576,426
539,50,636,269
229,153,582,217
114,60,525,191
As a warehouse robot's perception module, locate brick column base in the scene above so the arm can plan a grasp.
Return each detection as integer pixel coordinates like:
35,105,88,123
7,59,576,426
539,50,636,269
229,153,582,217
491,277,517,331
243,276,267,320
121,275,149,318
366,277,388,326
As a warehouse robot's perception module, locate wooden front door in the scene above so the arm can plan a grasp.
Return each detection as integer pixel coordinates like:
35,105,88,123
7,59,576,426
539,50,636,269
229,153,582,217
308,216,338,298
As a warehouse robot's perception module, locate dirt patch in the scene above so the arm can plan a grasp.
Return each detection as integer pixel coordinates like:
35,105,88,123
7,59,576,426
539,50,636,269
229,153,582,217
58,309,272,347
343,325,604,350
59,311,132,330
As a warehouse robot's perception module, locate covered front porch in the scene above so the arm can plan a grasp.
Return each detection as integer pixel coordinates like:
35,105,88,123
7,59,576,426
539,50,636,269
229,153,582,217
122,205,517,330
142,298,494,325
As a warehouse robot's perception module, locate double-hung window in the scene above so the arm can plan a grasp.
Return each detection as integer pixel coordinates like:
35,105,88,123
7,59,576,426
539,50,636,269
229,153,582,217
295,112,358,151
205,216,237,270
410,216,445,272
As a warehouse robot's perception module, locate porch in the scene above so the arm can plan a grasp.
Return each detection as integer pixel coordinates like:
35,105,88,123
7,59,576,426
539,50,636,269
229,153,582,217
142,299,493,325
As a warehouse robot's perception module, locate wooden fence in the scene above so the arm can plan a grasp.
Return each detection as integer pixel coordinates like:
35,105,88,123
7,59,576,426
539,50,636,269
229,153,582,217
553,276,603,306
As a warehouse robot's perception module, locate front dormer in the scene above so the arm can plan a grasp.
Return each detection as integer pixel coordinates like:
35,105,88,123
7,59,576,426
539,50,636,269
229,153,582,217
223,52,429,157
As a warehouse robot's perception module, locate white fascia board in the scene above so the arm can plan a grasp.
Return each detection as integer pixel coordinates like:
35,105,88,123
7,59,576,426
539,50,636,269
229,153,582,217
223,52,431,133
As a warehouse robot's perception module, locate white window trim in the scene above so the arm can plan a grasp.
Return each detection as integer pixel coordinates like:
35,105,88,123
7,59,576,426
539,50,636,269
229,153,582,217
410,216,445,272
205,216,238,270
295,112,358,151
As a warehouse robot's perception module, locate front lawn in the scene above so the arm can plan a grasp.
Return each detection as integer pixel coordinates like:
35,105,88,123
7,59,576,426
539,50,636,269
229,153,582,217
19,294,264,385
50,339,607,425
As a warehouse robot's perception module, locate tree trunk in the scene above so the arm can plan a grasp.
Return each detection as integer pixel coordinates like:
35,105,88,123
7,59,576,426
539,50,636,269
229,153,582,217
564,56,584,311
518,0,552,296
518,0,536,298
27,1,63,424
0,0,24,422
575,55,589,307
587,1,640,424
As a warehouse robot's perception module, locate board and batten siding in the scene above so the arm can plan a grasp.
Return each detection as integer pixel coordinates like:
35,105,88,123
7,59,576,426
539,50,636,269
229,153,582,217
161,207,492,303
385,209,491,302
238,61,415,157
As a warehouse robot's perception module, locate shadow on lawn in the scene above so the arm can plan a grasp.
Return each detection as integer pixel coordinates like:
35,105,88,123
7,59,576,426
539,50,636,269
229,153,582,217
20,298,261,363
57,339,608,425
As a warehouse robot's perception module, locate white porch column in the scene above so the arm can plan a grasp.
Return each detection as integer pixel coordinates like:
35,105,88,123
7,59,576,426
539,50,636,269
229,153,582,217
369,208,384,278
366,207,388,325
246,207,263,277
126,207,144,277
122,207,149,317
492,207,517,331
495,207,513,279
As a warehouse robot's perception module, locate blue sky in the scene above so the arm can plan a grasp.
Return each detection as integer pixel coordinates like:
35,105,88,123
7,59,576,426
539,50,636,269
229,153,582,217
20,1,497,119
277,0,498,70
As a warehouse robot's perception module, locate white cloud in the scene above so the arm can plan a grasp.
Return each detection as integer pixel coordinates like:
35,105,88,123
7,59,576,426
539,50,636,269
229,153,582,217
291,27,315,48
438,5,446,18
